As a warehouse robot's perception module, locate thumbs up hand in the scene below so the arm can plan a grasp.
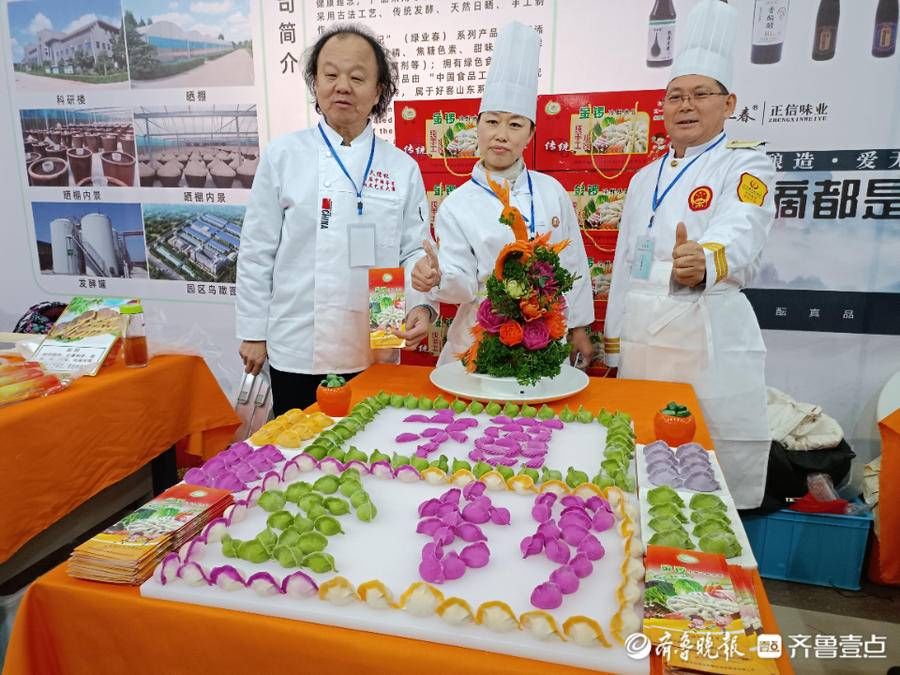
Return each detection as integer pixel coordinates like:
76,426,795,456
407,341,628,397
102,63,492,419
412,238,442,292
671,222,707,287
674,222,688,247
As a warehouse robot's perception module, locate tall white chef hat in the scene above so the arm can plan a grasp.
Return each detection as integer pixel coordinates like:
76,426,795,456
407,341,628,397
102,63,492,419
479,21,540,122
670,0,738,91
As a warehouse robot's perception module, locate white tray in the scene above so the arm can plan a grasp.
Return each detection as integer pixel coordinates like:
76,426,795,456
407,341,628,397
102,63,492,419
143,467,647,673
430,361,589,404
634,444,757,568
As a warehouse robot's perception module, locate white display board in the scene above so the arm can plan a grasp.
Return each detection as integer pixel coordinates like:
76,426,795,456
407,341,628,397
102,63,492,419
0,0,898,463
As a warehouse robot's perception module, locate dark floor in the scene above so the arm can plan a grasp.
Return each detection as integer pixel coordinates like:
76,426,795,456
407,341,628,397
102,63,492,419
764,577,900,623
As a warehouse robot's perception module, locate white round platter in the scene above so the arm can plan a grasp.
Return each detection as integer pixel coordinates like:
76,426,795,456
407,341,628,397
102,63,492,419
428,360,590,404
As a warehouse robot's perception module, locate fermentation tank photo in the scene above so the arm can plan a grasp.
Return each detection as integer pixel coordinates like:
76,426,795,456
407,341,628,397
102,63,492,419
81,212,122,277
50,218,84,275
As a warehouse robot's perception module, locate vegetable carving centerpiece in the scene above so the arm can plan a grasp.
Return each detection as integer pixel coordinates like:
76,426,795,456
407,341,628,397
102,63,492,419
458,175,575,386
654,401,697,447
316,373,352,417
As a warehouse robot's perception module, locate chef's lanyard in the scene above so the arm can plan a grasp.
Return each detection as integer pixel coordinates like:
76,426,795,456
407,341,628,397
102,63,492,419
470,170,536,236
318,123,376,216
649,132,726,230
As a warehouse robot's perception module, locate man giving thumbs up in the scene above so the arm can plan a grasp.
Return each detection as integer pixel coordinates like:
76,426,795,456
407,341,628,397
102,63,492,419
671,222,707,288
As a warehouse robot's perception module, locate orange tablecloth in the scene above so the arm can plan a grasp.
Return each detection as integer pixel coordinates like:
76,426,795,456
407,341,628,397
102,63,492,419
3,365,792,675
0,355,240,565
869,408,900,585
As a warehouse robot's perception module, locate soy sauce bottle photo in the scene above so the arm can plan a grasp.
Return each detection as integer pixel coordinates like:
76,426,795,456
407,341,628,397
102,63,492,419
812,0,839,60
752,0,790,64
647,0,676,68
873,0,898,57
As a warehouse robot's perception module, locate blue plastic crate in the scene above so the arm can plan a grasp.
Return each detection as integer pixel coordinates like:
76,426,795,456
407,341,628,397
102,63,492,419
740,507,872,591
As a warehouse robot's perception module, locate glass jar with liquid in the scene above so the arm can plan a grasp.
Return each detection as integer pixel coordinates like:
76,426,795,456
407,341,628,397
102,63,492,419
121,303,149,368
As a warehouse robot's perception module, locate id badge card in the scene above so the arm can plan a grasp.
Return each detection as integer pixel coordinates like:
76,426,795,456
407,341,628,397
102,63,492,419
349,221,376,268
631,234,655,280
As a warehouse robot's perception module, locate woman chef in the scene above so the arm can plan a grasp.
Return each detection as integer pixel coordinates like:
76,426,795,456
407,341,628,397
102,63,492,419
412,22,594,367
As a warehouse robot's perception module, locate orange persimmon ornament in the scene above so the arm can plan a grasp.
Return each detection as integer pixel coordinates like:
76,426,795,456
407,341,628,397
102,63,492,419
653,401,696,446
316,373,352,416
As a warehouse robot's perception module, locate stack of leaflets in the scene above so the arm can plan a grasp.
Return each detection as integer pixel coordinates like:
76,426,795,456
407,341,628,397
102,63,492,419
68,484,232,584
643,545,777,674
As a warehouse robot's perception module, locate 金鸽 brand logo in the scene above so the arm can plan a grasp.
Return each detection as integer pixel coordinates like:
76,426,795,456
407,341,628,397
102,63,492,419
401,106,416,121
688,186,714,211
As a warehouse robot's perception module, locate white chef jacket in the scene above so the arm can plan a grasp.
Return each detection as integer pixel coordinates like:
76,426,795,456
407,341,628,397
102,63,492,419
605,134,776,508
236,121,433,374
431,161,594,365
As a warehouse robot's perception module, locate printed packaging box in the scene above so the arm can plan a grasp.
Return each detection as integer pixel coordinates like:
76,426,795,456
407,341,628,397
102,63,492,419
369,268,406,349
581,228,619,267
394,98,535,174
535,90,668,173
548,170,635,231
422,172,469,233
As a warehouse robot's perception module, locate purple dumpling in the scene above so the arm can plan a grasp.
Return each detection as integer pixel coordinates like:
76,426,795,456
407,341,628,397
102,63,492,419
683,473,720,492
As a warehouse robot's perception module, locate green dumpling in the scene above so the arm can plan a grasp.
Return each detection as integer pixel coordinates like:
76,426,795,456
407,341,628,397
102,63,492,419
692,519,734,539
648,516,688,534
689,493,727,512
690,508,732,526
537,404,555,420
565,466,589,488
596,409,614,427
602,457,627,476
647,485,685,508
649,530,694,549
698,531,742,558
257,490,287,513
266,510,295,530
648,503,687,522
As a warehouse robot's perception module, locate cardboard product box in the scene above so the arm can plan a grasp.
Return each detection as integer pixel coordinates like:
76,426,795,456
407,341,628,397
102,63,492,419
581,228,619,266
422,172,469,233
394,98,535,175
587,257,614,304
535,90,668,173
549,170,635,231
584,321,610,376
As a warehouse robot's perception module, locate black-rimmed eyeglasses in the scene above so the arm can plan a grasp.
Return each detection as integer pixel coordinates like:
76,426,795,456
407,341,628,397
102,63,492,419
664,91,730,105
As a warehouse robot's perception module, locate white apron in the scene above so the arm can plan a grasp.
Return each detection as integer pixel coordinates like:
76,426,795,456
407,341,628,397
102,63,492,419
620,262,770,509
